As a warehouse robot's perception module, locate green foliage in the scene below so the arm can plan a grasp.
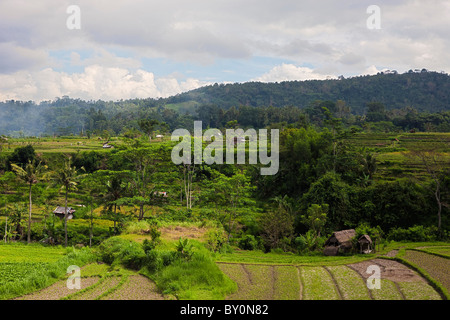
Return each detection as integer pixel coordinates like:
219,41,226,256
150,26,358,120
7,145,36,169
300,204,328,237
295,230,326,253
98,236,146,270
237,234,260,251
142,227,162,253
175,237,194,261
301,171,352,230
387,225,439,242
0,244,96,300
259,208,294,251
205,228,227,252
154,242,237,300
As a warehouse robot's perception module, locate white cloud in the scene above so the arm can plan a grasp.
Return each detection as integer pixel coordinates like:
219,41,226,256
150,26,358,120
0,65,208,102
253,64,336,82
1,0,450,101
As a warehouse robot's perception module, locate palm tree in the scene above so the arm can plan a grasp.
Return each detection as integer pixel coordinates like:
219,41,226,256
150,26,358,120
11,160,47,243
48,157,84,247
103,175,127,234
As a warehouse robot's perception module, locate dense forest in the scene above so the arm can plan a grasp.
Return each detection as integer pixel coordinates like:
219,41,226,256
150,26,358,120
1,70,450,137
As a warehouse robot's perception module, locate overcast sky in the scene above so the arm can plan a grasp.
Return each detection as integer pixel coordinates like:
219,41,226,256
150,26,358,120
1,0,449,102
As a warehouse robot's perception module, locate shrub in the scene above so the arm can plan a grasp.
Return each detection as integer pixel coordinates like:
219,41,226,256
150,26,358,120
154,242,237,299
387,225,439,242
175,237,194,261
205,228,227,252
123,220,151,234
98,236,146,270
295,230,326,253
237,234,260,251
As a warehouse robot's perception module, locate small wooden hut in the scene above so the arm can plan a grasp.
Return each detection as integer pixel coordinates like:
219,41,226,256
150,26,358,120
323,229,356,256
53,206,76,220
358,234,373,254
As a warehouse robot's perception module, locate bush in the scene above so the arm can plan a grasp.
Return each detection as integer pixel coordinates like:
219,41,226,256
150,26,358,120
387,225,439,242
175,237,194,261
123,220,151,234
205,228,227,252
154,242,237,299
237,234,260,250
295,230,326,253
98,236,146,270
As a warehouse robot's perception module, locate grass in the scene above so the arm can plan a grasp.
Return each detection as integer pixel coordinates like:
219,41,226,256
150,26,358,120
398,281,441,300
0,245,96,300
345,132,450,182
326,265,370,300
243,264,274,300
415,246,450,258
300,266,339,300
273,266,301,300
217,263,250,300
370,279,403,300
401,250,450,296
215,249,375,266
1,136,123,154
151,241,237,300
0,243,66,263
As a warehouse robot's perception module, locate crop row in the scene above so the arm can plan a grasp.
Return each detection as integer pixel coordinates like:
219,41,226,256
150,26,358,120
0,262,48,286
402,250,450,293
217,262,442,300
11,263,165,300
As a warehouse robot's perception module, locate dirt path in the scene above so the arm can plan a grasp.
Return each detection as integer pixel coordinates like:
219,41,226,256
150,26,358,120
102,275,164,300
15,277,100,300
12,263,165,300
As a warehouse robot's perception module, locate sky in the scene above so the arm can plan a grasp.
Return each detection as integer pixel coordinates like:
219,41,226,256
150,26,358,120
0,0,449,102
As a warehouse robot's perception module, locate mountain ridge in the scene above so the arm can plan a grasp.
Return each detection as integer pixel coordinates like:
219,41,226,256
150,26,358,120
164,70,450,114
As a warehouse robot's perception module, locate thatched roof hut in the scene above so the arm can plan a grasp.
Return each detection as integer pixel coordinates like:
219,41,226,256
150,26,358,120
53,206,75,220
323,229,356,256
358,234,373,254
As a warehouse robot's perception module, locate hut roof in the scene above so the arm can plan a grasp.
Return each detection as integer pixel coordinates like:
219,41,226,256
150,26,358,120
53,206,76,214
358,234,372,244
330,229,356,244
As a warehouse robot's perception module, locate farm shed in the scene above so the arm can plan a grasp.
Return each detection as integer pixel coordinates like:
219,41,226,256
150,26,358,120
53,206,76,220
358,234,373,254
323,229,356,256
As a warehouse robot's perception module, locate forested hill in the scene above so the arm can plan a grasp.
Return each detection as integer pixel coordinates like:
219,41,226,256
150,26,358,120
1,70,450,137
166,70,450,113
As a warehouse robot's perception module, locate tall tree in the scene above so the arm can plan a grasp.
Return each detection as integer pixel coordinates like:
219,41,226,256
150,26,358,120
406,145,449,235
102,173,128,234
11,160,47,243
138,119,160,142
48,157,84,246
119,141,169,220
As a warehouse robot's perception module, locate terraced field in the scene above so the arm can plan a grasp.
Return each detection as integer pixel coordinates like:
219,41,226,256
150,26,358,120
402,250,450,293
14,263,165,300
217,258,443,300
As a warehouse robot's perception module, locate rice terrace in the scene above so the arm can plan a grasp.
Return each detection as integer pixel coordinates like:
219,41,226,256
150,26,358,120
1,74,450,307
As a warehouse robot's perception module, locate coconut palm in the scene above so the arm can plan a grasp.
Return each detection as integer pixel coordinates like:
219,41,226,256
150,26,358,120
11,160,47,243
48,157,84,247
103,174,127,234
